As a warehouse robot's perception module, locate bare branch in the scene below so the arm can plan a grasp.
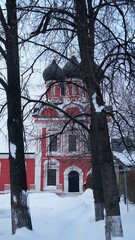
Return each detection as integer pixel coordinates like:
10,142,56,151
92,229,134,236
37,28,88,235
0,5,9,35
0,77,8,92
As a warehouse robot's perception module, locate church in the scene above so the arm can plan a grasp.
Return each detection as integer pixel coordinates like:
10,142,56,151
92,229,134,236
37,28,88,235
0,55,92,194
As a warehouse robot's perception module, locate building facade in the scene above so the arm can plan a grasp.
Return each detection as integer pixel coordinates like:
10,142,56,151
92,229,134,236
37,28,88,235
0,56,92,194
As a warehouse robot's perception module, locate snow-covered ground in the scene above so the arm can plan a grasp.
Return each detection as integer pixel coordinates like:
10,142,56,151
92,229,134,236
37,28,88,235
0,189,134,240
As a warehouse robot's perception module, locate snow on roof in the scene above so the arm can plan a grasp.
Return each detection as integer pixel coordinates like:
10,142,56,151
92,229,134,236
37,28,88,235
113,150,135,167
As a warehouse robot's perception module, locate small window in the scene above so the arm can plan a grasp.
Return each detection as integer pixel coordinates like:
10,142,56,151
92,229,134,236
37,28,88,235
50,134,57,152
60,83,65,96
47,169,56,186
69,134,76,152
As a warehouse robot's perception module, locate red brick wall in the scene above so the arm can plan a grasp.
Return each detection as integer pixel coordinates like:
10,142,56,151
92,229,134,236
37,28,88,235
0,156,35,192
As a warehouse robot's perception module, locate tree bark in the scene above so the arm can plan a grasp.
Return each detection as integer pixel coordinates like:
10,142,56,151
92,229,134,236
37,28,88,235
74,0,123,238
74,0,104,221
90,127,104,220
5,0,32,234
91,94,123,238
90,131,104,221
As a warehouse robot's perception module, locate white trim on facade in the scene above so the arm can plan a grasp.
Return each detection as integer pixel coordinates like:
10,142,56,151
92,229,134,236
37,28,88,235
24,153,35,158
0,154,9,158
35,129,42,192
64,165,83,193
4,184,10,193
0,153,35,159
35,152,42,192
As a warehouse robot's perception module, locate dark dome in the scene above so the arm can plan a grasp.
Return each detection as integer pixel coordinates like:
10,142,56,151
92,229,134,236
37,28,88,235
43,59,64,82
63,56,82,79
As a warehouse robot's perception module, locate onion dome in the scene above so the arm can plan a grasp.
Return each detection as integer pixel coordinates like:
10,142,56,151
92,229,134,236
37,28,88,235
43,59,64,82
63,56,82,79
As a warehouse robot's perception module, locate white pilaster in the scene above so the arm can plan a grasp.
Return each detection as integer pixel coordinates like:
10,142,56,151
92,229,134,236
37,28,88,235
35,129,42,192
35,151,42,192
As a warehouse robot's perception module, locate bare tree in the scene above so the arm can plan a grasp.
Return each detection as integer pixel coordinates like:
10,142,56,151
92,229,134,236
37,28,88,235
73,1,123,238
0,0,32,234
24,0,133,239
0,0,134,238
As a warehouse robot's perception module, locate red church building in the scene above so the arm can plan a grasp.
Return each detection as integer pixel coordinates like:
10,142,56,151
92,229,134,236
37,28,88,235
0,56,92,194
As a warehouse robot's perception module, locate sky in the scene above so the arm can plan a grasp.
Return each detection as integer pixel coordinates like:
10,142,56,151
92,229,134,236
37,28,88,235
0,189,134,240
0,2,46,153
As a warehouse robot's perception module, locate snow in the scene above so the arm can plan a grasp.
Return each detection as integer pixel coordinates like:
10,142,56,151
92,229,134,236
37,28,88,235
92,93,104,113
10,142,16,159
0,189,134,240
113,150,135,166
13,195,17,204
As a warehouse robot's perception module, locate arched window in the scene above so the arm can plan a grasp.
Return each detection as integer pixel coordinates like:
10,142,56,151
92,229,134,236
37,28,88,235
60,83,65,96
47,169,56,186
50,134,57,152
68,134,76,152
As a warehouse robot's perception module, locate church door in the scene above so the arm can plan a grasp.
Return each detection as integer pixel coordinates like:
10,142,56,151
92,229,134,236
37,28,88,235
68,171,79,192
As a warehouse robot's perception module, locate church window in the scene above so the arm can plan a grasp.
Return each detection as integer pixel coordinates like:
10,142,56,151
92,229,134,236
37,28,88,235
69,134,76,152
50,134,57,152
60,83,65,96
47,169,56,186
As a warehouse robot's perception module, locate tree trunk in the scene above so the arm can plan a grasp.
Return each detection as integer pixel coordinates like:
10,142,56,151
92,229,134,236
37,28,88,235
74,0,104,222
91,95,123,238
90,133,104,221
74,0,123,238
6,0,32,234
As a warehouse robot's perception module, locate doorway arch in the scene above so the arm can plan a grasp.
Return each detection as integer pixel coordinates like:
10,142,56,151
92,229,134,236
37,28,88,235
64,165,83,193
68,171,79,192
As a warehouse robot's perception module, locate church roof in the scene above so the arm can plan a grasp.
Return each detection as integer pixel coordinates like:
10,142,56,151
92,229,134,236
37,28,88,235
43,59,64,82
63,56,82,79
43,55,104,83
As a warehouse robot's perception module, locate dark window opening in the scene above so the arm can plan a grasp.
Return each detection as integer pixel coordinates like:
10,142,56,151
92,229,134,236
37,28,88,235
47,169,56,186
68,171,79,192
60,83,65,96
69,134,76,152
50,134,57,152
